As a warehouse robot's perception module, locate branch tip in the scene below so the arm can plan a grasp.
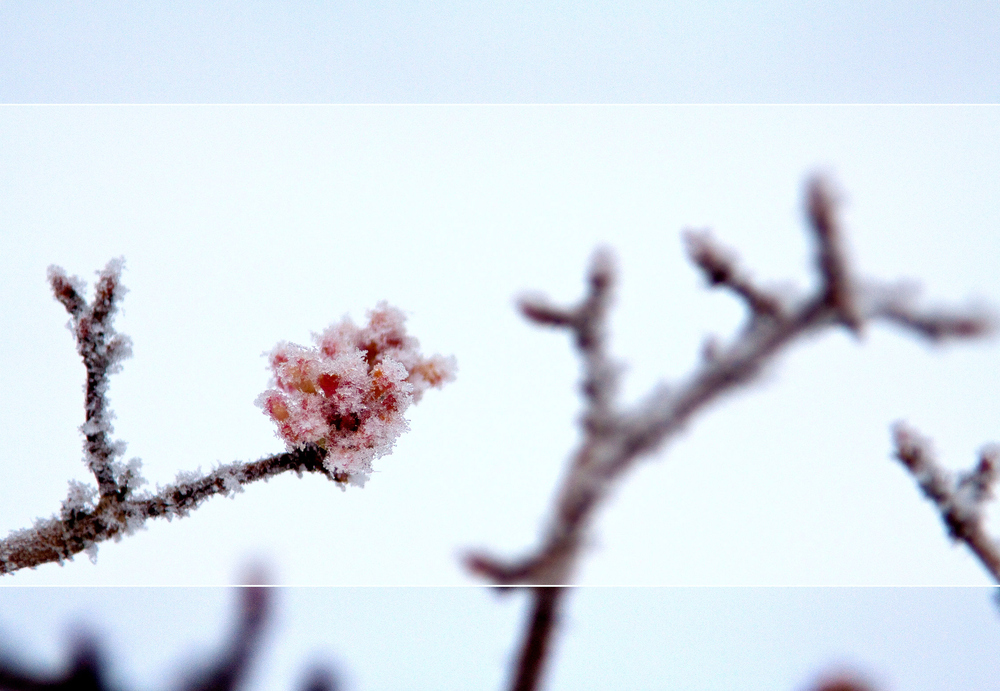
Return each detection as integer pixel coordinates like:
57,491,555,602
518,295,575,327
891,421,929,471
464,551,523,585
806,176,861,332
683,228,735,286
806,175,842,240
47,265,87,317
587,246,616,294
683,228,784,318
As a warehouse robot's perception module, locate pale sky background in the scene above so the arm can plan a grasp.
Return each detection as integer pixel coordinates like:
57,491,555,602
1,587,999,691
1,105,999,587
2,8,999,691
0,1,998,103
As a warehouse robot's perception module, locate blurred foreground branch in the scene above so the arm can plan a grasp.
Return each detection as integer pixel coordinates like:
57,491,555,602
0,587,339,691
468,176,995,691
892,423,1000,581
0,587,879,691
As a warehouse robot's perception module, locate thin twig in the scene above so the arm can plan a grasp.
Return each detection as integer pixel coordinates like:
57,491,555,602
0,445,337,575
892,423,1000,582
48,259,133,498
807,176,862,332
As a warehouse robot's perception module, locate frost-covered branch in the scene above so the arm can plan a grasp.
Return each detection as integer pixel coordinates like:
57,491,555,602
2,445,331,575
892,423,1000,582
48,258,134,499
468,176,994,691
469,175,993,586
1,262,455,575
0,586,339,691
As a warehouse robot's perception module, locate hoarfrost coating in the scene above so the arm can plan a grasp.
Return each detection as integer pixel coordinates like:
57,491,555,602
1,261,456,575
257,301,457,483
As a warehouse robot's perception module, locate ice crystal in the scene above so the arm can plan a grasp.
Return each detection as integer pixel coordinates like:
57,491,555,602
257,302,456,482
221,467,245,497
61,479,98,518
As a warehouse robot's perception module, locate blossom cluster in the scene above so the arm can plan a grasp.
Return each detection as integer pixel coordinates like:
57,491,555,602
256,302,456,483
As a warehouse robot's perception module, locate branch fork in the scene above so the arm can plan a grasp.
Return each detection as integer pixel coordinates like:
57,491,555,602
2,260,453,575
470,176,995,691
469,175,995,590
892,422,1000,580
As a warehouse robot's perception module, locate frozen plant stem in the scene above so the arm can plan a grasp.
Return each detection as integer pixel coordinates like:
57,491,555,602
508,587,564,691
892,423,1000,581
471,177,995,691
1,260,454,575
49,258,134,499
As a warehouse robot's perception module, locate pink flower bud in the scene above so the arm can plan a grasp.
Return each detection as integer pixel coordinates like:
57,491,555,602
256,302,455,483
